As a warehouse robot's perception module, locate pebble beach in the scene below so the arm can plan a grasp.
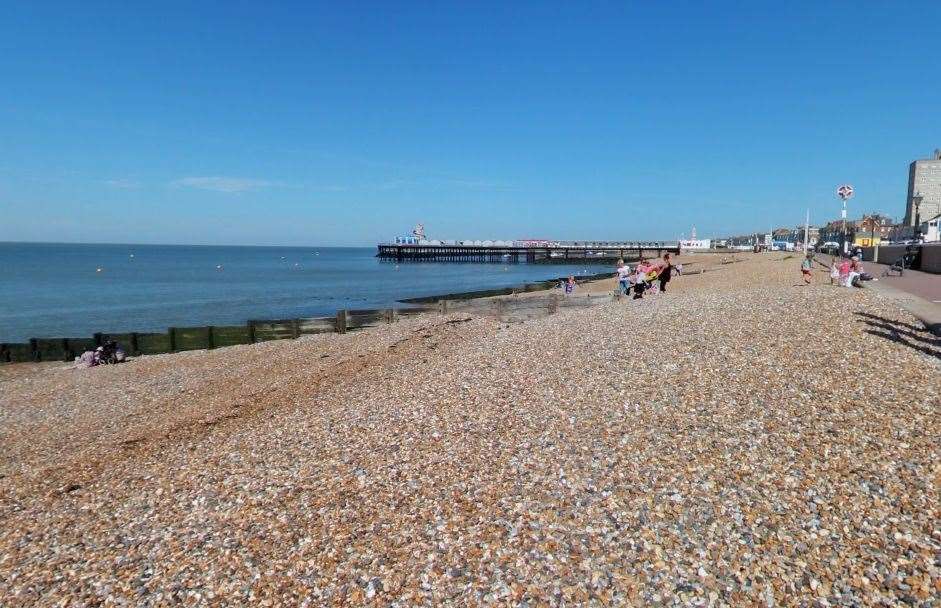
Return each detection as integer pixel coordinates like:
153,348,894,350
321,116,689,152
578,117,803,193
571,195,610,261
1,253,938,606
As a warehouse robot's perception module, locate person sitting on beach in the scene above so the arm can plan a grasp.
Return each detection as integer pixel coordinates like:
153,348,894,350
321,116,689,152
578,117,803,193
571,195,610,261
615,259,631,296
838,257,852,287
847,256,865,287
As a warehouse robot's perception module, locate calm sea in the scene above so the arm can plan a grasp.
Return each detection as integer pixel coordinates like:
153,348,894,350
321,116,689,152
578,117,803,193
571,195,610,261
0,242,606,342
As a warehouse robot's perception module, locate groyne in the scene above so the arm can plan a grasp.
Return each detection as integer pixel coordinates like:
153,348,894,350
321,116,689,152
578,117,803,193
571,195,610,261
0,271,610,363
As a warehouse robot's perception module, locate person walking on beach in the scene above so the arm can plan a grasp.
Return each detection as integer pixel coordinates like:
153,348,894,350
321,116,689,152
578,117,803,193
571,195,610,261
800,253,813,285
658,253,674,293
615,259,631,296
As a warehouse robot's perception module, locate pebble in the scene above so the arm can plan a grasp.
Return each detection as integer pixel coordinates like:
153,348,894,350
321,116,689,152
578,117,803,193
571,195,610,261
0,254,938,606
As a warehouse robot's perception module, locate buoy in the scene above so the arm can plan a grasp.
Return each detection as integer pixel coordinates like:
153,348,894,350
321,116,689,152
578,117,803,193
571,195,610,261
129,253,134,258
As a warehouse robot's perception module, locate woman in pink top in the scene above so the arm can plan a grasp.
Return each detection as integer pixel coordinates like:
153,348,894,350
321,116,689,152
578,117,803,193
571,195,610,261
838,258,852,287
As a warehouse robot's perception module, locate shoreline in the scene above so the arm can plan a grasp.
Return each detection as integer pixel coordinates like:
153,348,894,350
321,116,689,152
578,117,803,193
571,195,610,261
1,243,632,347
0,252,734,365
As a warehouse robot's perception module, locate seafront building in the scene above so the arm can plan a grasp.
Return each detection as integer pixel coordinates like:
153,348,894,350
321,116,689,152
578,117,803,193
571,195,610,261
903,149,941,226
920,213,941,243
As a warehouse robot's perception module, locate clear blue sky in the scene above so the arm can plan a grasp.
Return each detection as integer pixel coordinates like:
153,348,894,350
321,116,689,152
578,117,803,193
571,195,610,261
2,1,939,246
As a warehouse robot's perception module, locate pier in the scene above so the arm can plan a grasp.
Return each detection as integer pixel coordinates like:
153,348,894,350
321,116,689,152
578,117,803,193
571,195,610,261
376,242,679,263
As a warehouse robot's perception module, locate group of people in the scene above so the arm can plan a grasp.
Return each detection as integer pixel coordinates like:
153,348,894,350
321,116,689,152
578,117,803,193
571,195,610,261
800,251,870,287
73,339,127,369
828,255,870,287
614,253,679,299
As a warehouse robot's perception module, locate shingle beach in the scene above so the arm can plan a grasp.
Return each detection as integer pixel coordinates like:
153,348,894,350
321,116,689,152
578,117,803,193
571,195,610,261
1,254,938,607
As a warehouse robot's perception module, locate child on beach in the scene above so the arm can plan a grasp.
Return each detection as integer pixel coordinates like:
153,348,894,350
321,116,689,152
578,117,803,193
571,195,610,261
829,256,840,285
564,275,576,295
801,254,813,284
615,259,631,296
633,262,648,299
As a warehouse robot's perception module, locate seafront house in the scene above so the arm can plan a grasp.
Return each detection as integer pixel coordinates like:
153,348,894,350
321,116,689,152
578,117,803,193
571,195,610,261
919,213,941,243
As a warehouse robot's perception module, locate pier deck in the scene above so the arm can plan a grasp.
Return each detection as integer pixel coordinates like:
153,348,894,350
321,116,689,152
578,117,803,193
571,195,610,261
376,243,679,263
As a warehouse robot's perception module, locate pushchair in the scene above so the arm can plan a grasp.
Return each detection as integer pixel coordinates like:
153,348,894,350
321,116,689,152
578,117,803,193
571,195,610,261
883,252,917,277
95,340,125,365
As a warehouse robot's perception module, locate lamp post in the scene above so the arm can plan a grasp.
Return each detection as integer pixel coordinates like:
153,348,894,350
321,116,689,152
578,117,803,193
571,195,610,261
836,185,854,254
842,200,851,252
913,194,923,242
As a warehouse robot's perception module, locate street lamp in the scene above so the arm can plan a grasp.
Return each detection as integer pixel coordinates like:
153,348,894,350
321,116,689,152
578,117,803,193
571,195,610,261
836,184,854,254
913,193,923,242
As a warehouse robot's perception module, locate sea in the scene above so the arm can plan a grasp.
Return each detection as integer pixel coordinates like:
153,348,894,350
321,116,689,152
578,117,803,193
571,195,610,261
0,242,607,342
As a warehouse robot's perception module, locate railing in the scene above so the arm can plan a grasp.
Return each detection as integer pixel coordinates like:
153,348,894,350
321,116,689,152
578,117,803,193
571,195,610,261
378,241,677,248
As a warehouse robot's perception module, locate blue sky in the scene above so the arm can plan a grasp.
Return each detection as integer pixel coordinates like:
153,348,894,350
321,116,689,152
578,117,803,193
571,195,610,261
2,1,939,245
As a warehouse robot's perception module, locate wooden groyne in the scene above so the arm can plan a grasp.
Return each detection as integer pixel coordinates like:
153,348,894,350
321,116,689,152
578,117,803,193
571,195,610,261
376,243,680,263
0,309,425,363
0,296,617,363
0,273,612,364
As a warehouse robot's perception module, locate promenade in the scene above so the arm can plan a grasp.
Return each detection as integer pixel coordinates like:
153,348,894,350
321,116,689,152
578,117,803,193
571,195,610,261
1,254,938,606
864,262,941,303
813,254,941,337
860,262,941,337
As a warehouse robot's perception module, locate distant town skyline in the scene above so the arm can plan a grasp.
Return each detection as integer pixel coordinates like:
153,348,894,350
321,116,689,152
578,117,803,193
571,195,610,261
2,2,940,246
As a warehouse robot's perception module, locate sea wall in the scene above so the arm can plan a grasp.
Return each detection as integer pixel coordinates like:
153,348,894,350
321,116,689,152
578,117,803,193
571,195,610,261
919,244,941,274
859,244,941,274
